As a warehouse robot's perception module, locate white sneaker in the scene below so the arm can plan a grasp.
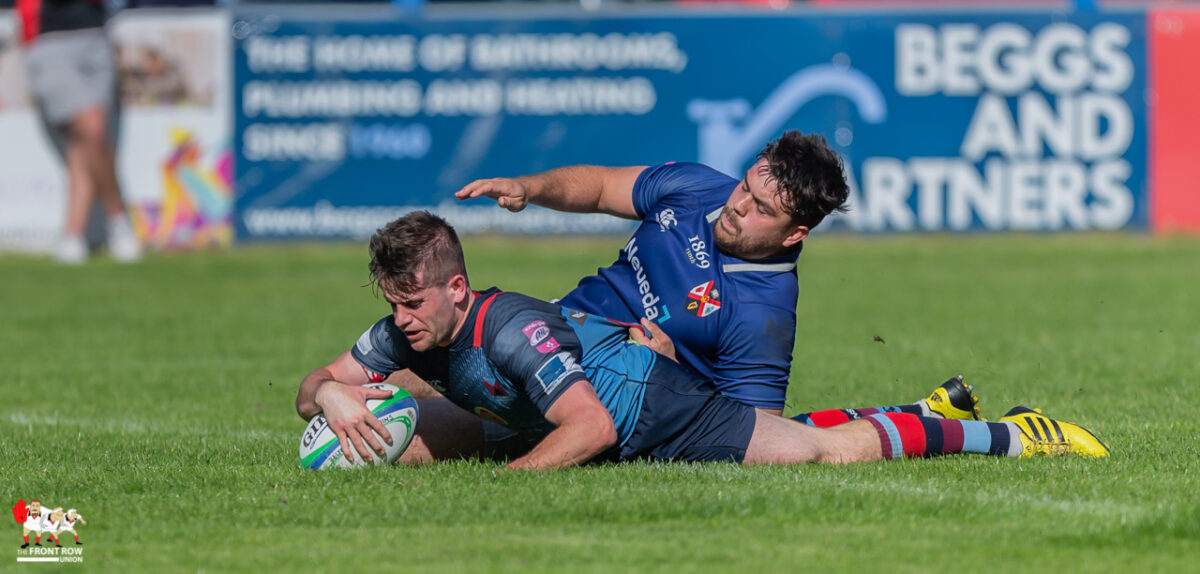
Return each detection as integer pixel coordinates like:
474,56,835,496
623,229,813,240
108,216,143,263
54,236,88,265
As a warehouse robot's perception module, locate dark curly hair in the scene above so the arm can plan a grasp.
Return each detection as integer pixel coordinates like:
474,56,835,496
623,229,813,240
757,130,850,229
368,211,467,296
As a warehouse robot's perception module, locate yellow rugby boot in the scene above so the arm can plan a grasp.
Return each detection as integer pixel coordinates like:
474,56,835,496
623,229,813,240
924,375,985,421
1000,405,1111,458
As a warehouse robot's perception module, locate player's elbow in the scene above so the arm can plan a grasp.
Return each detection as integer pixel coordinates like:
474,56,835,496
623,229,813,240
586,409,619,453
295,383,319,421
295,396,314,421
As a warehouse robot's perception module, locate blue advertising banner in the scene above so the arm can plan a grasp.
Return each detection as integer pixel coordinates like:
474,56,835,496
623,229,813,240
232,10,1147,238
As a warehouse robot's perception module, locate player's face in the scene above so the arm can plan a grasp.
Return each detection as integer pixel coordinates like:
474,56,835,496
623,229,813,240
30,502,40,513
384,273,469,352
713,158,808,260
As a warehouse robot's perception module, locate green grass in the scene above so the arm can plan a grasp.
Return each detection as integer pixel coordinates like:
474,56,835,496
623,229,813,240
1,234,1197,573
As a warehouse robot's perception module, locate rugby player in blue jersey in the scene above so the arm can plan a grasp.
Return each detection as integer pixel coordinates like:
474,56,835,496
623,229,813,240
294,211,1108,469
454,131,981,424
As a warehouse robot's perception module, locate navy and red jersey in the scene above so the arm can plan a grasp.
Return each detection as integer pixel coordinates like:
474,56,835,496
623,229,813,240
16,0,107,45
559,162,800,410
351,288,658,446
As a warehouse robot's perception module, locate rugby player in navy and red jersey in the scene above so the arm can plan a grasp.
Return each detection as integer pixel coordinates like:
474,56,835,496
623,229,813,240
293,211,1109,470
454,131,982,426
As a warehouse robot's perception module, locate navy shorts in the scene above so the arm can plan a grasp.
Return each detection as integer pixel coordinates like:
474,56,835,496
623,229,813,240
618,359,757,463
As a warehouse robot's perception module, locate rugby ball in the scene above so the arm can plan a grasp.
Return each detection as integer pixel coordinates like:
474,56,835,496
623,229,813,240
299,383,419,470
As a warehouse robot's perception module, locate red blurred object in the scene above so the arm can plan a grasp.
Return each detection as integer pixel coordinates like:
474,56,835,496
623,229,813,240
13,500,26,524
1150,9,1200,233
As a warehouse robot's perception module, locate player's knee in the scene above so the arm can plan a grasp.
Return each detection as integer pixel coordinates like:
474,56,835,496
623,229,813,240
70,109,109,147
395,435,436,465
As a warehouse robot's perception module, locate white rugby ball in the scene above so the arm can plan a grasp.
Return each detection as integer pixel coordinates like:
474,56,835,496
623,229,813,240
299,383,419,470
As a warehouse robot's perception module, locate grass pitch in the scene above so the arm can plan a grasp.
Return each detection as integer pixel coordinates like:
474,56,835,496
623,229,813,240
1,234,1197,572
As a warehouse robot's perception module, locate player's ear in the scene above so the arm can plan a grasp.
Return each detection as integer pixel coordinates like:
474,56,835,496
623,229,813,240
448,273,470,303
782,224,809,248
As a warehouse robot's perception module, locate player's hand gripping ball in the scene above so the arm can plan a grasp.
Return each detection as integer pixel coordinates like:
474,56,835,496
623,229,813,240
299,383,419,470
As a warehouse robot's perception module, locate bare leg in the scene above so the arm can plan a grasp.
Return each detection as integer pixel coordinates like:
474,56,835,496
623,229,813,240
73,107,124,218
743,410,882,465
63,140,96,238
72,105,140,261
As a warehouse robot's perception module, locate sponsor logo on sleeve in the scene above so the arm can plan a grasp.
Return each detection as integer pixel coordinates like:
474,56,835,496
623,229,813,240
534,352,583,394
521,319,560,353
685,280,722,318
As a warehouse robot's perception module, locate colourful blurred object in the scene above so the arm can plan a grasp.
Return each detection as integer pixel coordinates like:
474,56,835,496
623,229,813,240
129,129,233,251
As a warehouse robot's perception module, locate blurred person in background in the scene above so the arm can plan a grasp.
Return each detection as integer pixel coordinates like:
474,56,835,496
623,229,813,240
16,0,141,264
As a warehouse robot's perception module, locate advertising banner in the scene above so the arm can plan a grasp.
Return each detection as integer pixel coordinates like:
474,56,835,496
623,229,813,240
0,9,232,254
233,10,1148,239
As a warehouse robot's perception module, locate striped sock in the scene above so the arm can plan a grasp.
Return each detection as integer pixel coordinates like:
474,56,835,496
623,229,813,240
793,403,926,427
865,412,1023,459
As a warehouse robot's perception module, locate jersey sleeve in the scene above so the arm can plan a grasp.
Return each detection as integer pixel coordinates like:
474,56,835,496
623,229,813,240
632,162,738,218
711,304,796,410
483,304,589,417
349,316,413,382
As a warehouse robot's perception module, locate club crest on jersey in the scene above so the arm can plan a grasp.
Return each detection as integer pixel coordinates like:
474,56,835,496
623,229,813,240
685,281,721,317
656,208,677,232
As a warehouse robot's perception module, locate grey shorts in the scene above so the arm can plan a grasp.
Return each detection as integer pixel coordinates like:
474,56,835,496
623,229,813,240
24,28,120,157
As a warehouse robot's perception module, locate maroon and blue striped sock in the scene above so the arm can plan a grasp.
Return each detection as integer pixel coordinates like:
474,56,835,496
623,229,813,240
862,412,1023,459
792,404,926,428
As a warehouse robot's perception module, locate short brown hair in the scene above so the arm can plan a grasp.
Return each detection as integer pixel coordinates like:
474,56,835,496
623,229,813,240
368,211,467,295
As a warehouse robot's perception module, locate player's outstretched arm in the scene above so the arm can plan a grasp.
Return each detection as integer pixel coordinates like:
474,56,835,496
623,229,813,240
507,380,617,470
454,165,645,219
295,351,396,463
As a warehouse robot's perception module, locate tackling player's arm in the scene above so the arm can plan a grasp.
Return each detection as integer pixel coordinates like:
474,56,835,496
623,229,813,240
454,165,645,219
295,350,396,463
506,380,617,471
627,317,677,363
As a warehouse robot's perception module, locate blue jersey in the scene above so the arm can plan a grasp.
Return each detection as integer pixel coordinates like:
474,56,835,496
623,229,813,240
559,162,800,410
350,288,658,446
